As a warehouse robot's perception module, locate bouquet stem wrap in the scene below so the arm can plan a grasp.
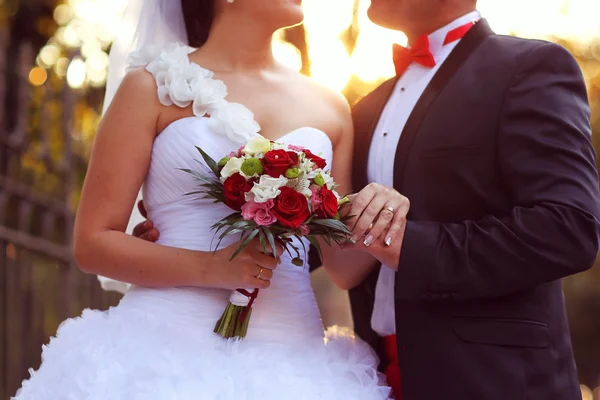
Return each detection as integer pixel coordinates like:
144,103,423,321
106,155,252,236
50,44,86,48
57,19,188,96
214,288,259,339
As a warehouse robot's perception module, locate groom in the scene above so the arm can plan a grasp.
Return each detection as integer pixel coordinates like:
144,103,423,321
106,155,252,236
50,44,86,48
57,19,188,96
346,0,600,398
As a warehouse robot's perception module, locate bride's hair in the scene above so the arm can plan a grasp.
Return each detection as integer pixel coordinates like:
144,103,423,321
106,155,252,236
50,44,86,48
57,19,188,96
181,0,214,48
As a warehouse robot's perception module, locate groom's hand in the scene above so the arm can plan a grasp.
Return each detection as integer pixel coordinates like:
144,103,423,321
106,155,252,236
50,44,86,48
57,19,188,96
358,225,406,270
132,200,160,242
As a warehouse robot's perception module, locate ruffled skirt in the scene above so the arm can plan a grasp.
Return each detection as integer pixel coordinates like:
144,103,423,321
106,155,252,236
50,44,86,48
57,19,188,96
13,288,390,400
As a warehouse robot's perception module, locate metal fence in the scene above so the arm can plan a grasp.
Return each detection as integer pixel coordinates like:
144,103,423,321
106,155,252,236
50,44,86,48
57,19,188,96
0,26,120,398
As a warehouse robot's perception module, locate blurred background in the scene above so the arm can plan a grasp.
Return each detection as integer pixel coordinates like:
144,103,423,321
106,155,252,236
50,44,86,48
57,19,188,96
1,0,599,398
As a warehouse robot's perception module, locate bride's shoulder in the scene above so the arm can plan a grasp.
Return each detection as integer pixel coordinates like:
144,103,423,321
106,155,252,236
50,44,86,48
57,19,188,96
286,69,350,117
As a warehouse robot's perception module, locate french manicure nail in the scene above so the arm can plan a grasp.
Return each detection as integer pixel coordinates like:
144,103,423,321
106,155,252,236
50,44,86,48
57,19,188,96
385,236,392,246
364,235,373,247
350,237,358,244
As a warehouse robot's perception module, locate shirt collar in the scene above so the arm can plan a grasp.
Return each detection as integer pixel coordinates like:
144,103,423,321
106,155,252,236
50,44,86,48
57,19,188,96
425,10,481,61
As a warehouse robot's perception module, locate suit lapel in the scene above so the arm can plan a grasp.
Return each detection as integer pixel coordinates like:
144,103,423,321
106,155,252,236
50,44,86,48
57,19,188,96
392,19,494,189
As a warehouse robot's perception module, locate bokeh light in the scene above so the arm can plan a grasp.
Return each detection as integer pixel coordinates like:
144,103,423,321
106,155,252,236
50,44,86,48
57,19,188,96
66,57,86,89
34,0,600,91
28,67,48,86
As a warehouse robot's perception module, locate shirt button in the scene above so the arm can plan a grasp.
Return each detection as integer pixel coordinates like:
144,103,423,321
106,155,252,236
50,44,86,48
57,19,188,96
400,87,406,92
383,132,388,137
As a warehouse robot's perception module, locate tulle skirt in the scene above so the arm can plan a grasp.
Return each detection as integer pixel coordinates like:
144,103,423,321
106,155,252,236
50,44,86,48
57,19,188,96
13,287,391,400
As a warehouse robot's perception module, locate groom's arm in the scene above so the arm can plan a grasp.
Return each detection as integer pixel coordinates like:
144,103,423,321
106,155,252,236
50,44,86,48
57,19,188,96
393,43,600,300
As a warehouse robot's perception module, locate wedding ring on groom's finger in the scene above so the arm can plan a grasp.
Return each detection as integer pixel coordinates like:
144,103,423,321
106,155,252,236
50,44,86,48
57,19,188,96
256,268,265,280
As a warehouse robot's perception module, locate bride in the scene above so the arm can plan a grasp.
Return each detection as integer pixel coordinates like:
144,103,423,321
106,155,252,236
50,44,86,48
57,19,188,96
14,0,404,399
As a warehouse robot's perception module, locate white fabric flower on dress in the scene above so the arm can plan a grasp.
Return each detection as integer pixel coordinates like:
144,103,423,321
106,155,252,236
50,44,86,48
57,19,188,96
145,43,189,78
193,79,228,116
163,63,212,108
127,45,161,71
135,42,263,144
248,175,288,203
209,102,261,143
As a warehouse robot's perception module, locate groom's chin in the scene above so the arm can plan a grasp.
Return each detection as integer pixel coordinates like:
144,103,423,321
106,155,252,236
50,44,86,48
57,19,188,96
367,0,399,31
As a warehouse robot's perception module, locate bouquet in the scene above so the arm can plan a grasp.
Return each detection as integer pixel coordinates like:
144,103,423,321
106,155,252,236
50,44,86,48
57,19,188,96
182,136,352,339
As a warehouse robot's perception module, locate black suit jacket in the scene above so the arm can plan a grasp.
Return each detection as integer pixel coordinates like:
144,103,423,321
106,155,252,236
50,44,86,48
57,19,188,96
348,20,600,399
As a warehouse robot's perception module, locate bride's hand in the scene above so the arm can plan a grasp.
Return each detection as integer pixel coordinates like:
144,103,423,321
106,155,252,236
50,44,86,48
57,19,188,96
205,240,284,290
133,200,281,290
346,183,410,247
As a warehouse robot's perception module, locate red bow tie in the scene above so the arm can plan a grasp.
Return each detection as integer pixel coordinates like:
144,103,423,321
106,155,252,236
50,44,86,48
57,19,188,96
393,21,477,77
392,35,435,77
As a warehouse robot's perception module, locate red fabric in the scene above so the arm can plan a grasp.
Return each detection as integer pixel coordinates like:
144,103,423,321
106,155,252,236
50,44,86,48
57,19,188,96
383,334,401,399
236,289,259,322
443,21,477,45
393,34,435,77
393,21,478,77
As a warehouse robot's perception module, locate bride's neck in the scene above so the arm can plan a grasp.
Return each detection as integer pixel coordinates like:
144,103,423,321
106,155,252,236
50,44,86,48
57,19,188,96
198,14,277,72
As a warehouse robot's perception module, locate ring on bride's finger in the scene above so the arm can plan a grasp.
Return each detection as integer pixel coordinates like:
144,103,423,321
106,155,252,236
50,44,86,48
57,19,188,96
368,223,374,231
382,205,395,214
256,268,265,280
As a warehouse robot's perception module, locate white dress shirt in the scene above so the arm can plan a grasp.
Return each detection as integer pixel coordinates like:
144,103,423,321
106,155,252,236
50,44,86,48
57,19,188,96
368,11,481,337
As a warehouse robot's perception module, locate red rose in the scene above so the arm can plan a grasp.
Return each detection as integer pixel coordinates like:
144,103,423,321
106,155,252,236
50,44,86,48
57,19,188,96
313,187,338,219
223,173,252,211
262,150,298,177
303,150,327,169
272,187,310,229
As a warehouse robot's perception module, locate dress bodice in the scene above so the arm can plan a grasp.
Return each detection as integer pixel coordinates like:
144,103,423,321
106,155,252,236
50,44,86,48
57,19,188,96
143,117,333,254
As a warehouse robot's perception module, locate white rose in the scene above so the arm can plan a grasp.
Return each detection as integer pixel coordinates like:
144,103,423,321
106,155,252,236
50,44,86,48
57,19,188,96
248,175,288,203
209,102,261,143
242,136,271,156
220,157,244,180
193,78,228,116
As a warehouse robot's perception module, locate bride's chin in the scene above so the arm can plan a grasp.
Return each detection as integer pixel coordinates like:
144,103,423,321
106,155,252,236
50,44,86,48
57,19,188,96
277,9,305,29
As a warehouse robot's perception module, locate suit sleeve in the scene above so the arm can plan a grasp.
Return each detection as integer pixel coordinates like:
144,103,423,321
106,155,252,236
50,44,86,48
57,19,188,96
395,43,600,301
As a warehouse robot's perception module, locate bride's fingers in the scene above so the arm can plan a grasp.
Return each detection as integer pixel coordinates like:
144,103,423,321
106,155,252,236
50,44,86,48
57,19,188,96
252,239,284,257
250,250,279,270
254,265,273,281
137,200,148,219
383,198,410,247
346,187,377,233
363,199,402,247
352,194,388,244
139,228,160,242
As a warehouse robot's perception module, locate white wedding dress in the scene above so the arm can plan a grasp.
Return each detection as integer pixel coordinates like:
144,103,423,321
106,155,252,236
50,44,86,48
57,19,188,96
13,44,391,400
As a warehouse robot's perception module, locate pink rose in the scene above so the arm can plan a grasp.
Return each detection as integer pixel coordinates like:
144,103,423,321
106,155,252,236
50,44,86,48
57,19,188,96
288,144,305,152
311,187,323,209
299,225,310,236
241,199,277,226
